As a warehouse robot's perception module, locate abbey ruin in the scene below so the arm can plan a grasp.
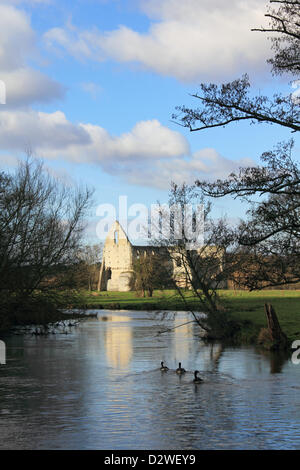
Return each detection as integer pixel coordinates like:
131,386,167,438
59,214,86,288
98,221,169,291
98,221,224,292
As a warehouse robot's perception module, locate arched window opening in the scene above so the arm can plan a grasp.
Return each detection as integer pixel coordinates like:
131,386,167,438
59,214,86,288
114,230,119,245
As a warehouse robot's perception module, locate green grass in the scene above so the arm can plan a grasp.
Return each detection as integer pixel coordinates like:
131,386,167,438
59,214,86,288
220,289,300,344
76,289,200,311
76,289,300,344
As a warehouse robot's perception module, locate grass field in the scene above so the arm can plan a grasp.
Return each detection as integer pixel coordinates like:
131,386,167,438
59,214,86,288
77,289,300,344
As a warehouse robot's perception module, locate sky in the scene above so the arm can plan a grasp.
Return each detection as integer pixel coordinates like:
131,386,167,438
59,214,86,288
0,0,298,243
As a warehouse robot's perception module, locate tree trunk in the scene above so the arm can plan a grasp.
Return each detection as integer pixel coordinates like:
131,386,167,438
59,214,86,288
258,303,288,350
97,260,105,291
148,289,153,297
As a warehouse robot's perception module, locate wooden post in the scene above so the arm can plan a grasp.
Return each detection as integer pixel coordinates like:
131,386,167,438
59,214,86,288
261,303,288,350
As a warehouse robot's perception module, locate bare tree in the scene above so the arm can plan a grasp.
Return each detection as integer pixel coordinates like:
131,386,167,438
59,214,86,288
131,251,172,297
154,184,242,340
172,1,300,133
172,0,300,290
253,0,300,77
0,158,93,319
172,73,299,133
77,244,103,291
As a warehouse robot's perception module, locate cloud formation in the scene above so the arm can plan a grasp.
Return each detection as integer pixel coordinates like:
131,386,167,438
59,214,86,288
0,3,64,107
0,107,254,188
117,148,254,189
44,0,270,82
0,1,257,190
0,110,188,162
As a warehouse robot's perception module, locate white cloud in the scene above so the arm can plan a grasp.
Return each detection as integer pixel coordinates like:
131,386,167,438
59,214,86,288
0,110,90,151
44,24,105,62
0,0,259,190
0,4,35,72
44,118,189,163
118,148,255,189
0,110,189,163
1,68,64,106
0,106,254,188
0,3,64,107
44,0,271,82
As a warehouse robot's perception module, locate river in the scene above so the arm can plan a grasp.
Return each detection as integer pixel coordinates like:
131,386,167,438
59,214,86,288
0,310,299,450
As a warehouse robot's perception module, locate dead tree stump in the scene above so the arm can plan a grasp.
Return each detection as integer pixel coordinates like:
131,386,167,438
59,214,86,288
258,303,288,350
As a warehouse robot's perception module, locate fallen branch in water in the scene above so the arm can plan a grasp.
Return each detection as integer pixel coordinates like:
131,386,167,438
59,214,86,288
157,319,199,335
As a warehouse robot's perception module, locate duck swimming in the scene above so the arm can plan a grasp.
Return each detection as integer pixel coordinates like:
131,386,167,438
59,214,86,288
160,361,169,371
176,362,186,374
193,370,203,384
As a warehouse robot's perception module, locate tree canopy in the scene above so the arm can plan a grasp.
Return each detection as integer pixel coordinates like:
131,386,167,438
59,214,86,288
0,158,93,327
172,0,300,290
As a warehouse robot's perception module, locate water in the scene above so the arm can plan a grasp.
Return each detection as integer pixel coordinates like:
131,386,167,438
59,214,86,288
0,310,300,450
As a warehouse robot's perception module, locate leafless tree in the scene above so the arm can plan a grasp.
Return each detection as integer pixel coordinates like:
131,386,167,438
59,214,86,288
77,243,103,291
253,0,300,77
172,1,300,133
154,183,242,339
172,0,300,290
0,158,93,318
131,251,172,297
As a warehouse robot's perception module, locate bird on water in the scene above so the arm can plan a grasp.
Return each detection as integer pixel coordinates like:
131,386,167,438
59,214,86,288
193,370,203,384
176,362,186,374
160,361,169,371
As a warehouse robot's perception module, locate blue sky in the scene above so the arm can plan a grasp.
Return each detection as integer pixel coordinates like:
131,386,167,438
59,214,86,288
0,0,298,242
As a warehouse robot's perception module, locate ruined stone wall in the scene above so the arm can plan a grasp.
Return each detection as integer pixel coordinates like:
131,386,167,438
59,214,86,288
99,222,225,292
99,221,134,292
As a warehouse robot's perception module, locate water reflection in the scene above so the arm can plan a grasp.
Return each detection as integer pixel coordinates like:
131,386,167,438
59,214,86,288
0,310,299,450
260,349,291,374
103,315,132,368
172,315,195,368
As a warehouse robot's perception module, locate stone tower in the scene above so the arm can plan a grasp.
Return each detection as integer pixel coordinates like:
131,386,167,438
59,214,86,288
98,220,134,291
98,221,226,292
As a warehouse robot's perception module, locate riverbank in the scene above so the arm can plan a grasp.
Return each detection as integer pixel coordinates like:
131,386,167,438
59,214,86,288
0,294,96,333
75,289,300,344
1,289,298,345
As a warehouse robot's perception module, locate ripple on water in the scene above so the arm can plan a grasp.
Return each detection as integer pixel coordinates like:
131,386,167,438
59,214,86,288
0,311,300,450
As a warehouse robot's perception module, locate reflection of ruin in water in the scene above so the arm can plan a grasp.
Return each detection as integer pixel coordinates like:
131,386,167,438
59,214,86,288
102,315,133,368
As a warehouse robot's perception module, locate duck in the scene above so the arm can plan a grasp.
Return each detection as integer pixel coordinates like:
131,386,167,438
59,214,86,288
160,361,169,371
176,362,186,374
193,370,203,384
